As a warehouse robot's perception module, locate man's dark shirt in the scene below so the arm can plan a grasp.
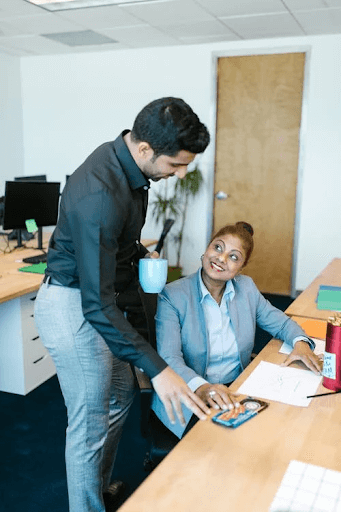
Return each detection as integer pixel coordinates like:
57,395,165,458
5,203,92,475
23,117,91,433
46,131,167,379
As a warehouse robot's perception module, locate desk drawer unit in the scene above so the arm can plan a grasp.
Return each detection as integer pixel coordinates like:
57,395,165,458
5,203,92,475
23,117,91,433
0,291,56,395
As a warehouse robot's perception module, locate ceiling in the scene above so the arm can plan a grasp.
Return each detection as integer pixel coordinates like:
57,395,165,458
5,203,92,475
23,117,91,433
0,0,341,57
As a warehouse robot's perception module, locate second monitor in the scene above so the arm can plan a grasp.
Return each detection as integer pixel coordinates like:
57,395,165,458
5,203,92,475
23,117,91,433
14,174,47,182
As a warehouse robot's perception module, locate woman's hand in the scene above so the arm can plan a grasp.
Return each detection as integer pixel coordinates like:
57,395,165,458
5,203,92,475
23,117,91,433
281,341,323,375
195,383,240,411
151,367,210,427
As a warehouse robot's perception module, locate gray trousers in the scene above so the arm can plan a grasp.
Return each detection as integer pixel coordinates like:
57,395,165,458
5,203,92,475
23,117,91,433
34,282,135,512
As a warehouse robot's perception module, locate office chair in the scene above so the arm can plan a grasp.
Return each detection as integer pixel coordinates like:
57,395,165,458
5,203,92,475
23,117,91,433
154,218,175,255
131,218,179,472
136,288,179,473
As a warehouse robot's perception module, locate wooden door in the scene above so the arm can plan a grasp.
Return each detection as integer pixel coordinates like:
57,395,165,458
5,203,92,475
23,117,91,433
214,53,305,295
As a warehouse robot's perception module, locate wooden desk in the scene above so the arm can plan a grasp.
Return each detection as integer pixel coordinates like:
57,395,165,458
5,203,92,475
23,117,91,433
0,236,157,304
0,234,157,394
286,257,341,320
0,233,55,394
118,339,341,512
0,234,50,304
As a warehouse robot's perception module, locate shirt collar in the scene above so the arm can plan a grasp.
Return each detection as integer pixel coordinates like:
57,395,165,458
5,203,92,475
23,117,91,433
198,268,235,304
113,130,150,191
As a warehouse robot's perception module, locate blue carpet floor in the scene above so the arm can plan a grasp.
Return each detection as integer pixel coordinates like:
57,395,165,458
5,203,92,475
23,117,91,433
0,377,148,512
0,293,293,512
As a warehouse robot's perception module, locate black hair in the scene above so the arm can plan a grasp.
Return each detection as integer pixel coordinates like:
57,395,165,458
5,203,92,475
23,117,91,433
210,221,254,266
131,97,210,158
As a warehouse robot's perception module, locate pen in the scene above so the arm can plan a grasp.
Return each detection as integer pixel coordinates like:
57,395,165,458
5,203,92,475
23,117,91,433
307,390,341,398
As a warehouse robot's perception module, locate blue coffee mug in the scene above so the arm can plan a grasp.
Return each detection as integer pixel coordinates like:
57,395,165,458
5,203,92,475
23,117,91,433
139,258,168,293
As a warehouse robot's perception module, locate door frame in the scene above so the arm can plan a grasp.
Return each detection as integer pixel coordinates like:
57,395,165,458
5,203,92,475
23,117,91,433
206,45,312,297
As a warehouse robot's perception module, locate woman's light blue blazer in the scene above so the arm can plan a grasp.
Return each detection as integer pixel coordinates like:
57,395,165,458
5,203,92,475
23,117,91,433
152,269,310,438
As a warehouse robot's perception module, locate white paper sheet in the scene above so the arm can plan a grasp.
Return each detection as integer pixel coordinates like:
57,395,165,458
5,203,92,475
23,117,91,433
279,337,325,356
237,361,322,407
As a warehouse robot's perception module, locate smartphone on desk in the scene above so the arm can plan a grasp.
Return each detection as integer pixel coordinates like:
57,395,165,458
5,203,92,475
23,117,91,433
212,397,269,429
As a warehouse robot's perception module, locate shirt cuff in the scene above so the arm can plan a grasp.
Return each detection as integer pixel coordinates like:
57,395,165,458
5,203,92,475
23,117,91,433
293,336,316,352
187,376,209,393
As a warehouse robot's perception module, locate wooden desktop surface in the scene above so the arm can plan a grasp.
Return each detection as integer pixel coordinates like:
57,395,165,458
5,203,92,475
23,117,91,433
286,257,341,320
0,234,157,304
118,260,341,512
118,336,341,512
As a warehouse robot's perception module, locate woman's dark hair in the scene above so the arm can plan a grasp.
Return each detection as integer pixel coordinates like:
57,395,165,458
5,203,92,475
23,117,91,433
131,97,210,158
210,221,254,266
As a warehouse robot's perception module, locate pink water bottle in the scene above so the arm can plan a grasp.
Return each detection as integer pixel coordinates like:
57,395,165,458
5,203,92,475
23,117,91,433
322,316,341,391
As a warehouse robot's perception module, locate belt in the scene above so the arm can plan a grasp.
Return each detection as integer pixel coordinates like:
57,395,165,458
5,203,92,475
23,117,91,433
43,275,63,286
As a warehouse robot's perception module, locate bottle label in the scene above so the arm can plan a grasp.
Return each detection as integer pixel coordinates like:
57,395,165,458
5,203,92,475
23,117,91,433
322,352,336,380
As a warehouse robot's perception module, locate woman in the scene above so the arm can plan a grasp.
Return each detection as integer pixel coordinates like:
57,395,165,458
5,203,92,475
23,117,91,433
152,222,322,439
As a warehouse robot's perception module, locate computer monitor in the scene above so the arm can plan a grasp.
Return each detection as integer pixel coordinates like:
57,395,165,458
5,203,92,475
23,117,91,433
3,181,60,249
14,174,47,182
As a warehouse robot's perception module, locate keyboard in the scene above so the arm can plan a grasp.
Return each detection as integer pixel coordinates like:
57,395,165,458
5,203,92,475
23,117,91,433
22,253,47,264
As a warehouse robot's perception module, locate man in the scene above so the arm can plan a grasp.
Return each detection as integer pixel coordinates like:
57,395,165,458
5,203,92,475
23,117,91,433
34,97,211,512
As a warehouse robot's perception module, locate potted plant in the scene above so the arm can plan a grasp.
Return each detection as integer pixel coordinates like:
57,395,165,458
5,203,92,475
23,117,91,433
150,166,204,281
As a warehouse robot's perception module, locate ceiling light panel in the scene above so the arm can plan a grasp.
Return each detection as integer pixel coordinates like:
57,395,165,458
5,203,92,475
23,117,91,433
24,0,167,12
42,29,118,45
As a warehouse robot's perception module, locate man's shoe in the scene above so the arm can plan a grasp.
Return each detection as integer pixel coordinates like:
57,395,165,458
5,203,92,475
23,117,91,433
103,480,126,511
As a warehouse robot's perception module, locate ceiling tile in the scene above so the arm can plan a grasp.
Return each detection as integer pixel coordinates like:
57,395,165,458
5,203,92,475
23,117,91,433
0,0,43,17
179,33,240,44
294,8,341,34
195,0,286,17
99,25,178,48
122,0,215,26
283,0,328,10
4,13,83,35
0,20,24,37
325,0,341,6
164,19,237,38
0,35,54,55
0,39,36,56
66,42,129,53
56,4,144,29
221,12,305,39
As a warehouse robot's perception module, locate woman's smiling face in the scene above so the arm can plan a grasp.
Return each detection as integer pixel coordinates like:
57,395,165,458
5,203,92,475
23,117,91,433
202,234,246,284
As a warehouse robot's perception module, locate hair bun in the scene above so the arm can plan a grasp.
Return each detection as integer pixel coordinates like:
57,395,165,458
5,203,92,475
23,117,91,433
236,221,254,236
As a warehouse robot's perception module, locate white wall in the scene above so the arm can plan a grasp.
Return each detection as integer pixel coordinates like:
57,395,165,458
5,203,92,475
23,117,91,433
0,53,24,196
13,34,341,291
294,39,341,291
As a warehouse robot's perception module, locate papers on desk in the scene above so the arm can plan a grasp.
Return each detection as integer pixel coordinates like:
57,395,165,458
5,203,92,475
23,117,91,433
237,361,322,407
280,337,325,356
270,460,341,512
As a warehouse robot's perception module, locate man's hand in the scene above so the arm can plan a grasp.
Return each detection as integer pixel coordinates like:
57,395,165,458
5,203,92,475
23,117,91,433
195,383,240,411
145,251,159,259
151,367,210,426
281,341,323,375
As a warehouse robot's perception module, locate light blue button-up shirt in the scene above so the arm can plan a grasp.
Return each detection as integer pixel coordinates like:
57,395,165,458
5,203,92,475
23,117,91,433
187,274,242,392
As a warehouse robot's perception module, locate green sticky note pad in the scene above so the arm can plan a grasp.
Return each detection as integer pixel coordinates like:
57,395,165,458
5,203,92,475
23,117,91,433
25,218,38,233
317,286,341,311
